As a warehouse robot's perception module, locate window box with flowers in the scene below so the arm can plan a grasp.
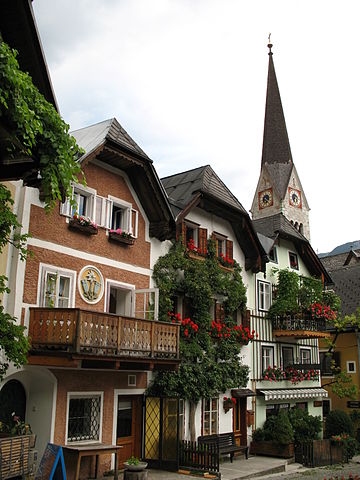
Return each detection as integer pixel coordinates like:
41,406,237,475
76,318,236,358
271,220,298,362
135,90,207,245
186,238,207,260
218,252,234,270
262,365,319,384
223,396,236,413
108,228,135,245
69,215,98,235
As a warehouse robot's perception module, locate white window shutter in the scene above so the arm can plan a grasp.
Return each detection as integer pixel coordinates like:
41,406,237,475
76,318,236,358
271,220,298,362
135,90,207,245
131,209,138,238
60,184,74,217
105,198,113,229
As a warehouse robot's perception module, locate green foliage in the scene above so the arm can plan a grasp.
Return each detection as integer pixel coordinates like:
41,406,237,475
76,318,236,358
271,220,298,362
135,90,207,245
0,184,29,259
298,276,323,309
0,41,84,210
147,239,249,402
253,410,294,445
325,410,354,438
268,269,300,318
287,408,322,445
0,186,31,380
342,435,359,460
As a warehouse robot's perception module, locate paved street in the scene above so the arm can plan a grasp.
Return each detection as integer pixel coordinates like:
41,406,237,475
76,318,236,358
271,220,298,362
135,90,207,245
257,458,360,480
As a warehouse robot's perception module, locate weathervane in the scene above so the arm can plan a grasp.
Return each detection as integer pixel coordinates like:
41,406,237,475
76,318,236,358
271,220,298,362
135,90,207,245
267,33,273,55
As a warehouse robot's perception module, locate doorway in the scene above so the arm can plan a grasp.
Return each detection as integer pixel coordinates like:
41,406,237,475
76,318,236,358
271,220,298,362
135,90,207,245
106,282,133,316
233,397,247,447
116,395,142,467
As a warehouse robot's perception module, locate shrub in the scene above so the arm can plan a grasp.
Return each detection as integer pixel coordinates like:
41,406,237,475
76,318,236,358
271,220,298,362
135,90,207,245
253,410,294,445
342,436,359,460
287,408,322,445
325,410,354,438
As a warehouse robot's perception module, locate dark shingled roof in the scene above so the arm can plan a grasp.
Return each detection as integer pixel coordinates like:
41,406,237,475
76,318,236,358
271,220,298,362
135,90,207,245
253,213,331,283
252,213,305,242
327,265,360,317
71,118,149,161
261,49,293,198
161,165,247,215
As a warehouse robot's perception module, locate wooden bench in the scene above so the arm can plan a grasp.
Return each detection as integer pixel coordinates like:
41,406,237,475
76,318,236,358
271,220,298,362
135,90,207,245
198,432,249,462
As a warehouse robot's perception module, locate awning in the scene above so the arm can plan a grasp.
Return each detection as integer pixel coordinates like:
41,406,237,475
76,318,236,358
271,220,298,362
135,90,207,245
259,388,328,402
231,388,256,398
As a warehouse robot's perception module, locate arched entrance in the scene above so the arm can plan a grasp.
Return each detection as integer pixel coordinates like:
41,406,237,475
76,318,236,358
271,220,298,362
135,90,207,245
0,379,26,427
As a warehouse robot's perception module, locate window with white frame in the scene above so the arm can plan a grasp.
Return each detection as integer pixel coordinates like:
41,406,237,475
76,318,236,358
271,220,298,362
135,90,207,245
67,393,102,443
258,280,271,311
289,252,299,270
262,345,274,372
40,265,75,308
347,361,356,374
282,346,294,368
202,398,218,435
109,197,138,238
185,221,198,246
300,348,311,365
215,235,226,257
60,184,138,234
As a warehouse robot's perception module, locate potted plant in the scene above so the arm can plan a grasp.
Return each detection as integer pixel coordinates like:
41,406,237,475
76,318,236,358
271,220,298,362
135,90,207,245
251,410,294,458
124,456,148,471
223,396,236,413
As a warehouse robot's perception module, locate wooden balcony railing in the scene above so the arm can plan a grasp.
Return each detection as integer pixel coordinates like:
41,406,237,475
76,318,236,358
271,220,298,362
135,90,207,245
29,308,179,360
271,315,330,339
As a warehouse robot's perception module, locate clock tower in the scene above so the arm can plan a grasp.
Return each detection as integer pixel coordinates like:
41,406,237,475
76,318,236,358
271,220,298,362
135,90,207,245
250,42,311,241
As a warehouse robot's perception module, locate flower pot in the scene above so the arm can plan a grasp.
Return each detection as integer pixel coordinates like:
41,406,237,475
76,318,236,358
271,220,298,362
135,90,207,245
124,461,148,471
108,232,135,245
69,219,98,235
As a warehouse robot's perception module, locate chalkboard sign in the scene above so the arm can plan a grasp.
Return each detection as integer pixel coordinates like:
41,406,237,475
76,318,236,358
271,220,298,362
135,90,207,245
35,443,67,480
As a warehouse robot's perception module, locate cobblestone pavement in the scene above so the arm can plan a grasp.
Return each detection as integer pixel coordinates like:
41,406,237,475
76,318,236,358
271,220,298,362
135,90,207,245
257,459,360,480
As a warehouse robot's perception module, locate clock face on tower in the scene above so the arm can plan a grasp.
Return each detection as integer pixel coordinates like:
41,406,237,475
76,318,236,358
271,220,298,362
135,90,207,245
288,187,302,208
258,188,273,209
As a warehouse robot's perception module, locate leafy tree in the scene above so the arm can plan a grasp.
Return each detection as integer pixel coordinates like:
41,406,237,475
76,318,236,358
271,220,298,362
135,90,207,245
324,409,354,438
0,42,84,380
147,239,250,440
287,408,322,445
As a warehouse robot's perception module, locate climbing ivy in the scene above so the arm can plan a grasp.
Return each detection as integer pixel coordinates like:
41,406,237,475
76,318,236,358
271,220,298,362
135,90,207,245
147,239,249,403
0,41,84,210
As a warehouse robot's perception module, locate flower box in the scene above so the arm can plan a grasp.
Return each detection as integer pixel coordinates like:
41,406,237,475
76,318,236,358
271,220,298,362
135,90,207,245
250,441,294,458
108,231,135,245
69,218,98,235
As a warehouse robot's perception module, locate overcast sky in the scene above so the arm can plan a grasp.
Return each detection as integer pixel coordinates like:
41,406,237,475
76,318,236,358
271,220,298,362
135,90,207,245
32,0,359,255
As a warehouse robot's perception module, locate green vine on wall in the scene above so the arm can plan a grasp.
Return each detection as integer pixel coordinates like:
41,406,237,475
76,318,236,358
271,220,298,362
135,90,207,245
147,239,249,403
0,41,84,210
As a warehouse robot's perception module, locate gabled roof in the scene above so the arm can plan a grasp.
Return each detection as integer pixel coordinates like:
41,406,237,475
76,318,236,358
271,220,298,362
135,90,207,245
326,264,360,317
161,165,247,215
161,165,267,273
72,118,174,240
261,45,293,198
253,213,331,283
72,118,149,162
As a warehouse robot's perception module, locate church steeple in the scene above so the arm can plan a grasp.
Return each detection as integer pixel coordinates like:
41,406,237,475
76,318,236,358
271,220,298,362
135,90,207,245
261,41,293,169
250,40,311,241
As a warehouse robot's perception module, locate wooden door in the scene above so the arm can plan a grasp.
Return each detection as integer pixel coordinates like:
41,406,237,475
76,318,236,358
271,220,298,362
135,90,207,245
116,396,142,467
233,397,247,448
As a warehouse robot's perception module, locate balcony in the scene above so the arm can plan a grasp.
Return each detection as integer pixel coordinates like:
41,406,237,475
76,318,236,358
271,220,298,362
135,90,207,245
271,315,330,339
28,308,180,369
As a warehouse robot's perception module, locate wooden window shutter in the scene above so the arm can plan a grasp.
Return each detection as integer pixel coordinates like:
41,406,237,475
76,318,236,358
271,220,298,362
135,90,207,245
198,228,207,254
176,222,187,246
226,240,233,260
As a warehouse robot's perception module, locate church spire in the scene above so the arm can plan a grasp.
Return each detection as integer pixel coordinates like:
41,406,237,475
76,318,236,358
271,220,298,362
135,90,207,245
261,40,293,167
